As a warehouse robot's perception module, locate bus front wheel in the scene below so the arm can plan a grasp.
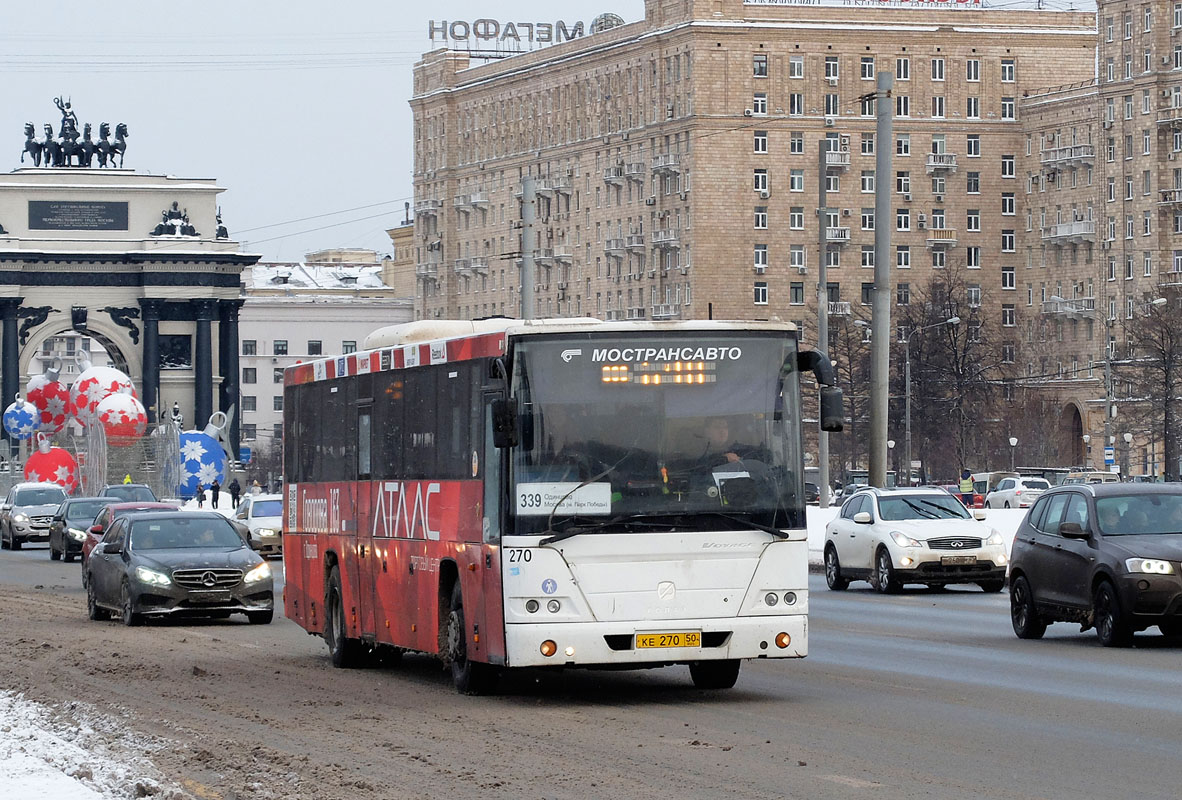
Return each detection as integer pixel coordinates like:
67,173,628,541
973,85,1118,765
446,583,498,695
688,659,741,689
325,565,365,668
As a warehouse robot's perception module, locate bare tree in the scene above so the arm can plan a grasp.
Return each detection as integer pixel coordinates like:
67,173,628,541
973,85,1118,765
828,312,872,484
1115,295,1182,480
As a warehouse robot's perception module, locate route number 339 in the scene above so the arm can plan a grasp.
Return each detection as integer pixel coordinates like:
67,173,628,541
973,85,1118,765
518,491,544,509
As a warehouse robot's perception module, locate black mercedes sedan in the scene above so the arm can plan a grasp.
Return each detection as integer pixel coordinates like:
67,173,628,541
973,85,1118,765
1009,483,1182,646
84,511,274,626
48,497,111,563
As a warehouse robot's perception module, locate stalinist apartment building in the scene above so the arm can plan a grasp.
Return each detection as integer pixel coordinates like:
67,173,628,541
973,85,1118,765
411,0,1095,337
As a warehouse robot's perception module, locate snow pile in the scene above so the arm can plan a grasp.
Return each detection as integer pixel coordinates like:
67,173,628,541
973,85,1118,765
0,691,172,799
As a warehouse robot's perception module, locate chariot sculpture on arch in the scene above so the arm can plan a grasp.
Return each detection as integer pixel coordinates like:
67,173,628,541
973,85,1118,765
17,98,128,168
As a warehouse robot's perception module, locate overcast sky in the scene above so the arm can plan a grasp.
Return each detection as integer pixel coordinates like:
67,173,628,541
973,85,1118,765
2,0,1090,262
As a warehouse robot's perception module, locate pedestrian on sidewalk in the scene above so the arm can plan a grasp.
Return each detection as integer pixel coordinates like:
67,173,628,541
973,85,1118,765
210,478,221,509
196,483,206,509
228,478,241,507
250,480,262,496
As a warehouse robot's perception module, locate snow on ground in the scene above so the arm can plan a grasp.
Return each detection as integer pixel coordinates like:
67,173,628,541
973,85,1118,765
805,504,1030,563
0,691,174,799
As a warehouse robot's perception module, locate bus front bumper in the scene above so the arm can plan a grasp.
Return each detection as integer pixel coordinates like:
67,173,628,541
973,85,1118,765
504,614,807,668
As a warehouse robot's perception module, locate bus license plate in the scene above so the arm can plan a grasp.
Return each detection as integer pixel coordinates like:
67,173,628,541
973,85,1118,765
941,555,977,566
636,631,701,649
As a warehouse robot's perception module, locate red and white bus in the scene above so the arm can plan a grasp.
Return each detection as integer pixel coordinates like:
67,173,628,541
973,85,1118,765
282,318,842,693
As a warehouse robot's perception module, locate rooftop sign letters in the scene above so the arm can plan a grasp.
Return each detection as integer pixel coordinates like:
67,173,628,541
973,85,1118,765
429,19,585,50
743,0,982,6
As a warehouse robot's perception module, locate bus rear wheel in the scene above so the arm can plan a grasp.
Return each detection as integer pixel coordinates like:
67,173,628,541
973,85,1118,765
325,565,365,668
446,583,498,695
688,659,741,689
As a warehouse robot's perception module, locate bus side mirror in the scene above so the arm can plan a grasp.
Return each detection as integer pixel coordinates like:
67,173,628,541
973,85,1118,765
491,399,518,448
820,386,844,432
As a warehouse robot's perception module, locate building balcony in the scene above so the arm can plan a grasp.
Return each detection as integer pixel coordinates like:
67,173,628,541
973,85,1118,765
1159,271,1182,288
926,228,958,247
1041,220,1095,243
626,234,646,252
1041,297,1095,318
1161,188,1182,205
925,153,958,173
825,226,851,244
603,165,626,184
1158,107,1182,126
452,192,487,213
453,257,489,276
825,150,851,171
827,300,852,316
415,261,440,279
605,238,626,256
533,249,556,266
653,229,681,249
1040,144,1094,169
552,244,573,263
414,199,442,217
536,176,572,196
651,303,682,320
651,153,681,173
625,162,647,182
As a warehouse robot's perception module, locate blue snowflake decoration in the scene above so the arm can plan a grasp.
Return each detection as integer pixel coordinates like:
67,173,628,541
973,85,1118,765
177,431,227,499
2,398,40,440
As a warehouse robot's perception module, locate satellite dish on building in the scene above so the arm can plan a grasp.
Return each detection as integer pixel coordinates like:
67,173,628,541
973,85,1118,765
591,13,624,34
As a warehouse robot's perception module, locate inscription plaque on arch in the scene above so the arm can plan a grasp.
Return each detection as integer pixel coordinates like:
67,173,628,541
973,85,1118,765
28,200,129,231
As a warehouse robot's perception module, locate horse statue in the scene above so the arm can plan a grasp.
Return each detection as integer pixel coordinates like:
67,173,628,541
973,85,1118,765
110,123,128,168
76,123,96,167
21,123,42,166
95,122,112,167
41,124,63,167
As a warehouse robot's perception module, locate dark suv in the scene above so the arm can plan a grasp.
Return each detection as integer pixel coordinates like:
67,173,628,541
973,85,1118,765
1009,484,1182,646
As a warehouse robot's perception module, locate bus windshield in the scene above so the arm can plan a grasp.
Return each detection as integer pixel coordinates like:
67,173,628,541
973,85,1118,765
508,331,803,534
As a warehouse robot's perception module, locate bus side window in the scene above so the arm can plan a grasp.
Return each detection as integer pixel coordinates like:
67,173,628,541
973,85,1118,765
357,409,372,480
482,402,501,542
373,373,403,480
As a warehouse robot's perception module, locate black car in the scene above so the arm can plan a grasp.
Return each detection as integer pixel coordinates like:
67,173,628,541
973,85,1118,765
804,482,820,504
48,497,111,562
85,511,274,626
1009,484,1182,646
100,484,159,503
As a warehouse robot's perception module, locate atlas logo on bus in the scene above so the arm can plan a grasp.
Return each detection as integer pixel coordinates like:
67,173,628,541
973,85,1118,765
372,481,442,541
590,346,742,363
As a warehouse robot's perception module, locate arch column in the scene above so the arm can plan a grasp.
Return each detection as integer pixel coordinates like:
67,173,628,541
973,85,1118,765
0,298,22,456
139,299,163,424
193,299,216,428
218,299,243,459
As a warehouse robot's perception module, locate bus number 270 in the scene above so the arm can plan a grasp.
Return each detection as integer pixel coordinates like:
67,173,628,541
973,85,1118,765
507,549,532,563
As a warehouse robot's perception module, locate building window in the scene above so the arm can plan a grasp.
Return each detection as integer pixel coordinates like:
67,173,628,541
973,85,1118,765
273,367,284,383
967,209,981,231
861,246,875,267
753,282,768,305
790,131,803,154
754,244,768,269
896,134,910,156
242,339,257,356
967,59,981,82
1001,97,1015,120
790,170,804,191
752,93,767,115
966,97,980,119
896,209,911,231
861,57,875,80
754,130,767,153
342,340,357,354
1002,343,1015,363
896,283,910,305
861,133,875,155
861,95,875,117
307,340,322,355
242,367,257,384
754,169,768,192
896,57,909,80
967,285,982,307
825,56,839,80
967,172,980,193
931,58,944,81
273,339,288,356
273,395,284,412
790,282,804,304
932,96,945,118
789,55,803,78
790,246,806,270
1001,230,1015,251
753,54,768,77
966,134,980,157
789,94,803,116
861,208,875,230
242,423,257,441
861,171,875,192
825,93,840,116
896,95,910,117
789,206,804,229
861,283,874,305
896,171,911,194
896,246,911,268
1001,156,1015,178
1000,59,1015,82
754,207,768,229
1002,193,1015,215
967,246,982,268
242,395,256,412
1002,266,1016,289
1002,305,1016,327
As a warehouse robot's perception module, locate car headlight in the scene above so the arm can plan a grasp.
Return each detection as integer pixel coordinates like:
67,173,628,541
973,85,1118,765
255,528,278,537
1125,558,1175,575
134,566,172,586
890,531,921,548
985,530,1005,547
12,514,28,523
67,528,88,542
244,562,272,584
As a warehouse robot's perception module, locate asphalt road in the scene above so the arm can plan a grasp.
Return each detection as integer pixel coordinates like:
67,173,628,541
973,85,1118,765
1,544,1179,800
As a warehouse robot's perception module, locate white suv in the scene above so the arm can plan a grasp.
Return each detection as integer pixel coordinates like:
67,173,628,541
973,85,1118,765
985,477,1050,509
824,488,1009,593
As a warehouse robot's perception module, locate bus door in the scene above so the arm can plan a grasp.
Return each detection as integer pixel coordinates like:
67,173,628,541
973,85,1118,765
476,397,507,666
356,402,381,641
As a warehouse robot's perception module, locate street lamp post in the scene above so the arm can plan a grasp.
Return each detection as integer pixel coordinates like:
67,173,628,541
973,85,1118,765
1122,431,1133,478
1082,433,1090,469
1009,436,1018,472
904,316,960,487
887,439,895,484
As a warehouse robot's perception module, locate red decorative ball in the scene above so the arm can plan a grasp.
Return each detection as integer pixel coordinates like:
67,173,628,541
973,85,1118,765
96,394,148,446
71,366,135,423
25,446,78,493
26,373,71,433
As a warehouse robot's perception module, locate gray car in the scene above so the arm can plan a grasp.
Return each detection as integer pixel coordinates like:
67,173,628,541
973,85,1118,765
1,482,68,550
85,511,274,626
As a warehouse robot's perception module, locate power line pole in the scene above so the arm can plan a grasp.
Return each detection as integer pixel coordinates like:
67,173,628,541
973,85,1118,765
817,142,831,508
521,175,536,320
869,71,894,488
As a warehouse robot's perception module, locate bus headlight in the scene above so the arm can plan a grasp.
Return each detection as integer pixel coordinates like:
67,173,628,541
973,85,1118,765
525,599,540,613
764,592,779,606
546,599,561,613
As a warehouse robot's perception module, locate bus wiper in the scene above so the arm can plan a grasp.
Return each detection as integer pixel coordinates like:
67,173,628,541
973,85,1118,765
544,449,635,535
699,512,790,539
540,514,684,545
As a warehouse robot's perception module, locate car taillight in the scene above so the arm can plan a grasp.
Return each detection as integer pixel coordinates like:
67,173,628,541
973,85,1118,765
1015,490,1023,496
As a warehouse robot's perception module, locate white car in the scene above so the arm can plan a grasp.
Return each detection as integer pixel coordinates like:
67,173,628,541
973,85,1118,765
985,476,1050,509
232,494,283,556
823,488,1009,593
